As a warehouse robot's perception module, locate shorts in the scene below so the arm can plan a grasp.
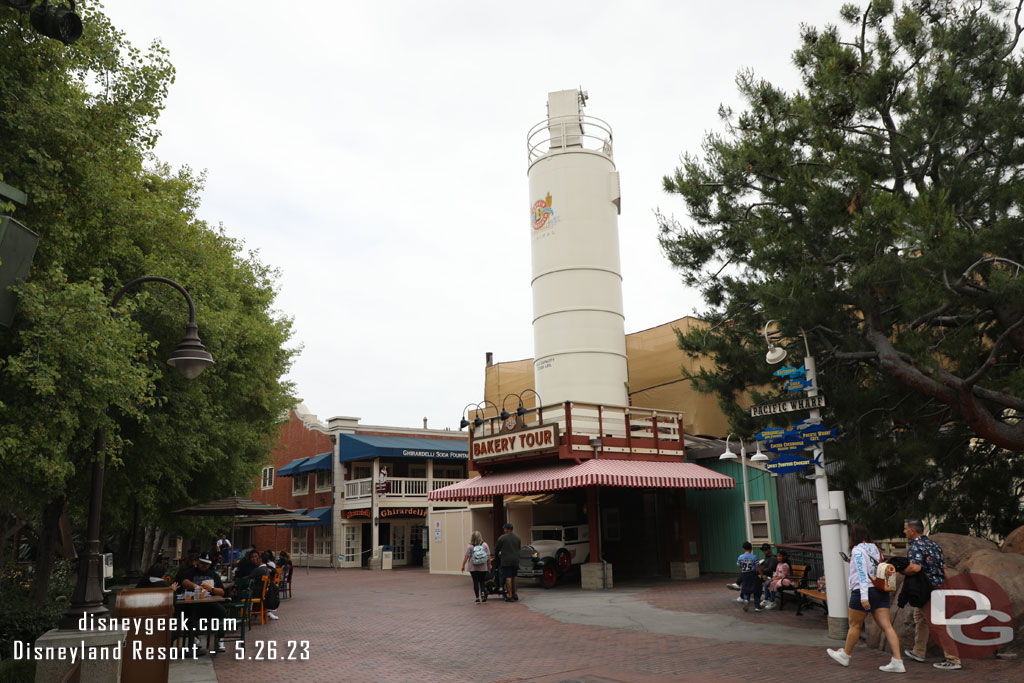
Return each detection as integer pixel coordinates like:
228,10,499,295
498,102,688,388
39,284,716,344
499,566,518,582
850,587,890,611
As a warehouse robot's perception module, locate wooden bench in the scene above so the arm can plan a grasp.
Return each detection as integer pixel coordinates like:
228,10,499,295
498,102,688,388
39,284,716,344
796,587,827,616
776,564,808,610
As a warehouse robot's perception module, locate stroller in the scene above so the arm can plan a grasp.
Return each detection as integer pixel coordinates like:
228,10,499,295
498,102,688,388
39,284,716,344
482,558,505,598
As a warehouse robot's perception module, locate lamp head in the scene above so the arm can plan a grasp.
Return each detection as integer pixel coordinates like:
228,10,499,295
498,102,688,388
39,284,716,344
166,323,215,379
719,433,738,460
459,418,470,430
499,409,511,421
763,319,787,364
750,440,769,462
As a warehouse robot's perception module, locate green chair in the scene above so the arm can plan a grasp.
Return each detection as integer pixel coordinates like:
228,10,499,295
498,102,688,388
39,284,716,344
221,577,253,652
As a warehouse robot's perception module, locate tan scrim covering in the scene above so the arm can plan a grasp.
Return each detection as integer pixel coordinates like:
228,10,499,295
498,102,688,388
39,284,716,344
482,317,751,439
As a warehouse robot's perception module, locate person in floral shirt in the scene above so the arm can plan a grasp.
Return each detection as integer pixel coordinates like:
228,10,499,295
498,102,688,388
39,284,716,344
903,519,961,671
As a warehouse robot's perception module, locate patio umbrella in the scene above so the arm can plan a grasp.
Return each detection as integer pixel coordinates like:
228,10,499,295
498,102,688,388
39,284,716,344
171,496,295,570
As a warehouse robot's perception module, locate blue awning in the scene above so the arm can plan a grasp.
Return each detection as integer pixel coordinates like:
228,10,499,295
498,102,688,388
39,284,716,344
297,451,332,473
289,506,331,527
336,434,468,463
277,457,308,477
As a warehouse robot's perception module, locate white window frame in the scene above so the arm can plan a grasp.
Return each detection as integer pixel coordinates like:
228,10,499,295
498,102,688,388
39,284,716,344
749,500,772,544
315,469,332,492
292,475,309,495
291,532,305,557
314,526,332,556
261,466,274,490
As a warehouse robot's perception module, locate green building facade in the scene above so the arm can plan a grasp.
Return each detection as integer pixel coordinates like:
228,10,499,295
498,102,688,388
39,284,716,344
686,459,782,574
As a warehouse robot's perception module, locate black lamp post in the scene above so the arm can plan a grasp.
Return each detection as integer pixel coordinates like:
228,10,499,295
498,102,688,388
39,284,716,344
58,276,214,629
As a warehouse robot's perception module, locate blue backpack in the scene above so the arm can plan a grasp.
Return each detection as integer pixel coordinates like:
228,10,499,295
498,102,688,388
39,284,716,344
471,544,488,564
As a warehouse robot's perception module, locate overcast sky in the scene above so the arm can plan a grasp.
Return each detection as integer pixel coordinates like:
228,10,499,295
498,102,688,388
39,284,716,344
99,1,846,430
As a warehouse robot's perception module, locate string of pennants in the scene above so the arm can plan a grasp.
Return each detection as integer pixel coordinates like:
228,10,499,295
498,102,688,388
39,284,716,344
753,365,839,475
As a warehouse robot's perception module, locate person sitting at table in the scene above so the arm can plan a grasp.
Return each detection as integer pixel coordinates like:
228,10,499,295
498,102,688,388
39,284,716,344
178,553,228,653
249,551,281,621
174,549,199,585
136,563,179,590
235,549,260,579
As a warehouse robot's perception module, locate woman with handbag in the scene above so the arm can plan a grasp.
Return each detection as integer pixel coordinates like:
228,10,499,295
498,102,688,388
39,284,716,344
827,523,904,673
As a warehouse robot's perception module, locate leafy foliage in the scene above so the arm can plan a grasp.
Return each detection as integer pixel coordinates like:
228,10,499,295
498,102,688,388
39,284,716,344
659,0,1024,535
1,3,295,555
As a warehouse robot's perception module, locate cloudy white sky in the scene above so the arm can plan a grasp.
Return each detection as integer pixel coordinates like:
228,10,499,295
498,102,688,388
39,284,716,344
99,1,847,429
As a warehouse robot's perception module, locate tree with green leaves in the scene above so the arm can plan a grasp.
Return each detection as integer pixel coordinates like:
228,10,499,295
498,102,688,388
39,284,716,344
659,0,1024,536
0,0,296,598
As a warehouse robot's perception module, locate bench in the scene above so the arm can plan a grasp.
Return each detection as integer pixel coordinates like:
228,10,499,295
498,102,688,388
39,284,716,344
796,588,827,616
776,564,808,610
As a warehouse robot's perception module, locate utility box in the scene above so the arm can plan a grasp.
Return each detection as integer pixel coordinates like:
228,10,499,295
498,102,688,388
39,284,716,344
380,545,393,570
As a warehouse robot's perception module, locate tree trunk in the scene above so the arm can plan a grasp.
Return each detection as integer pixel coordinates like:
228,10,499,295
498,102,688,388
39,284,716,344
150,528,167,568
29,497,65,602
140,524,155,570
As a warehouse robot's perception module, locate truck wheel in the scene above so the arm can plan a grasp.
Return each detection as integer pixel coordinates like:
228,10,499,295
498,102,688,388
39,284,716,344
541,561,558,588
556,549,572,574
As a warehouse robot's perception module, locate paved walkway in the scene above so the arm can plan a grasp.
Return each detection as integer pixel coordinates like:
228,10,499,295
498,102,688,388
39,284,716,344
160,568,1021,682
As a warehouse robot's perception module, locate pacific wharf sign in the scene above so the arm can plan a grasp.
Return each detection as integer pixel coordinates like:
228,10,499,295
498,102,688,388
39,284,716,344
749,394,826,418
472,424,558,463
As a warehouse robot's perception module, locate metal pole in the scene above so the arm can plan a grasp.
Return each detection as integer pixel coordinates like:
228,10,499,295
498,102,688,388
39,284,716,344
804,353,848,639
740,440,752,542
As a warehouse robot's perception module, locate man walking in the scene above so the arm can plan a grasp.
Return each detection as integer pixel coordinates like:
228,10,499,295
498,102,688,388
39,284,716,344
494,522,521,602
901,519,961,671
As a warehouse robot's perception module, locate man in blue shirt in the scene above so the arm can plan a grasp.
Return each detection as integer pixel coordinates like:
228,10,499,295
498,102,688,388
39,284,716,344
902,519,961,671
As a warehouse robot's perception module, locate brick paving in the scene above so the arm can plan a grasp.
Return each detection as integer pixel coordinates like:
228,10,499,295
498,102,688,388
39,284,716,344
211,567,1021,682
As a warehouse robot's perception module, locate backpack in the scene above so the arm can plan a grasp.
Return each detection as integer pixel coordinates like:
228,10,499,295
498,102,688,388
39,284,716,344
264,579,281,610
872,561,897,592
471,544,488,565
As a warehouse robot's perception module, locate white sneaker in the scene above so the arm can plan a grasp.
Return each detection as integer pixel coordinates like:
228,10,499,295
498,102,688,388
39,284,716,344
879,658,906,673
903,649,925,663
726,582,741,590
734,596,745,603
216,642,226,653
827,648,850,667
742,599,750,612
267,611,279,620
764,601,777,610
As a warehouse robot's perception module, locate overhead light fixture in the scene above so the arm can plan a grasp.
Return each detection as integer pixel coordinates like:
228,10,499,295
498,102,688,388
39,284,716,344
166,323,215,379
750,440,769,462
719,433,738,460
764,320,787,364
30,1,83,45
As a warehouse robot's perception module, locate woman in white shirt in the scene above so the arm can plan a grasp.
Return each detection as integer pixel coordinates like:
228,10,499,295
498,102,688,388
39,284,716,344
827,523,905,673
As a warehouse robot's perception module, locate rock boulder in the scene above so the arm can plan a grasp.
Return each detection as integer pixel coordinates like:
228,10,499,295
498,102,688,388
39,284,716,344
929,533,997,568
1001,525,1024,556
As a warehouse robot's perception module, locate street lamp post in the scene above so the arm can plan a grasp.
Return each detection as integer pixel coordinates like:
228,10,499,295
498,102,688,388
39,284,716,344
58,276,214,629
763,321,848,639
720,434,768,543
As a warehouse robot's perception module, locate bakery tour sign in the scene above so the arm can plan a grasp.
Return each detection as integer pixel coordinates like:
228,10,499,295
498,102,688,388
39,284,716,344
472,424,558,463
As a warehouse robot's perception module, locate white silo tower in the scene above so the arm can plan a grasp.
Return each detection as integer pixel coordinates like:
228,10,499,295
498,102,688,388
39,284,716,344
527,89,627,408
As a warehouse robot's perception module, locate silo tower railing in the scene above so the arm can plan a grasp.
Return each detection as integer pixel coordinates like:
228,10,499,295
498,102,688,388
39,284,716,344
527,114,614,164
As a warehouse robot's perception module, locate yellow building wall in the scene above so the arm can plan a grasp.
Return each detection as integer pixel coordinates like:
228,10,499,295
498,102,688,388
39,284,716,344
482,316,746,438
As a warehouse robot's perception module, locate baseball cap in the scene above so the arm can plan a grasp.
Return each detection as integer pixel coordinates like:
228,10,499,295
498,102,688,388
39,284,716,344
197,553,213,564
502,523,513,530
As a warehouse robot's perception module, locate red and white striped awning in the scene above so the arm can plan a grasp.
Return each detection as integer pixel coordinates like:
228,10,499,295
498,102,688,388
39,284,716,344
428,459,734,501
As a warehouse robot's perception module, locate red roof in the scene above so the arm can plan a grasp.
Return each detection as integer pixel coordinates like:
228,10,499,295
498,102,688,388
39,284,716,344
428,459,734,501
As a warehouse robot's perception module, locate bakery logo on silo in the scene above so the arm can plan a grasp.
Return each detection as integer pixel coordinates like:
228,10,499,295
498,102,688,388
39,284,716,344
532,193,555,230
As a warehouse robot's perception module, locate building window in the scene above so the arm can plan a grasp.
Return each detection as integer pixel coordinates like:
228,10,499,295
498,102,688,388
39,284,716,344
353,464,372,480
435,466,464,479
314,526,331,556
291,532,305,557
749,501,771,544
292,475,309,495
315,469,332,491
261,466,274,490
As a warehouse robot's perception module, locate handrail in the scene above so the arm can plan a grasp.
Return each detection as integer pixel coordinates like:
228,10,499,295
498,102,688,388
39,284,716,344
527,113,614,163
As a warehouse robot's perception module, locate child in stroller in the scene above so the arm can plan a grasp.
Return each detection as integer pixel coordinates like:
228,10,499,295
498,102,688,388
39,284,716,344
482,557,505,598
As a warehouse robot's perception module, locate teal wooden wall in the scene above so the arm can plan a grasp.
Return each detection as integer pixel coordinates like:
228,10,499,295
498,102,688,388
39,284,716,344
686,461,782,574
